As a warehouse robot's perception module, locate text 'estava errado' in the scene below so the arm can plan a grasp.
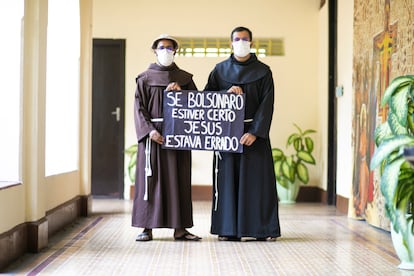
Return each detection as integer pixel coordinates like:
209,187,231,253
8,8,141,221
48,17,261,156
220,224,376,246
162,90,246,153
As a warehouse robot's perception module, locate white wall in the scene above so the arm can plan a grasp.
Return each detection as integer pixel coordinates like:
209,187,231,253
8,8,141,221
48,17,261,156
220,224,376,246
0,0,92,234
336,0,354,198
0,185,25,233
317,4,329,191
92,0,324,191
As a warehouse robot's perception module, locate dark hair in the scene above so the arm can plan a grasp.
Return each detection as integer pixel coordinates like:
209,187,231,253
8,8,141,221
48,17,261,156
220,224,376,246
230,26,253,41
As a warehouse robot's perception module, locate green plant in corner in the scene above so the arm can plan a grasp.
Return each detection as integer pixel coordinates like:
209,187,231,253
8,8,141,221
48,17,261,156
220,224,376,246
370,75,414,259
272,124,316,189
125,144,138,184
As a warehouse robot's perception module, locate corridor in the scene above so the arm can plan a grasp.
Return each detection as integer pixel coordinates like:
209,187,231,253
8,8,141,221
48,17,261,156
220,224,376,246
3,199,409,275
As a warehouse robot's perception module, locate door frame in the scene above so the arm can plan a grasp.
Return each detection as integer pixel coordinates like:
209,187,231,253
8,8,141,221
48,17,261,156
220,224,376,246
327,0,337,205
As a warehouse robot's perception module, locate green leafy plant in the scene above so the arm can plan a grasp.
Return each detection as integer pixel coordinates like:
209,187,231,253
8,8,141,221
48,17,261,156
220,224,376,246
370,75,414,243
272,124,316,188
125,144,138,183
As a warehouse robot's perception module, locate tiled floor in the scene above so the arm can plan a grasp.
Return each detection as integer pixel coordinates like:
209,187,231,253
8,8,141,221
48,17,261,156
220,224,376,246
3,199,414,275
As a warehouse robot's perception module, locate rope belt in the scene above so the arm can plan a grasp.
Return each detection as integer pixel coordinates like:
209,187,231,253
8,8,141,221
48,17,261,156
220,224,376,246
151,118,163,122
213,151,222,211
144,137,152,201
143,118,163,200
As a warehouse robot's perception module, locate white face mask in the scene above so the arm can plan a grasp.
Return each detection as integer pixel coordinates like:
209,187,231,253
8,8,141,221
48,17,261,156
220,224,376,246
232,40,251,58
156,49,175,66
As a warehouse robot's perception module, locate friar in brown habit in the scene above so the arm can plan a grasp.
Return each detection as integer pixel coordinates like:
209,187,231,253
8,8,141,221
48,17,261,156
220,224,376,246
132,34,201,241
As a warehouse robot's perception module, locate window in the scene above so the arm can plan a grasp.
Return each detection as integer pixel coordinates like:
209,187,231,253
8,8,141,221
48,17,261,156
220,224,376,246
45,0,80,176
176,37,284,57
0,1,24,182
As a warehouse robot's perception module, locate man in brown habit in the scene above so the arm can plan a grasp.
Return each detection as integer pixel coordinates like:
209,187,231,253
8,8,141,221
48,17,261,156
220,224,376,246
132,34,201,241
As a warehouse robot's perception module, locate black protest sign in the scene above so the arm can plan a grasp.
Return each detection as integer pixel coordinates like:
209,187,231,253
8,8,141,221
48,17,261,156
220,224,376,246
162,90,245,153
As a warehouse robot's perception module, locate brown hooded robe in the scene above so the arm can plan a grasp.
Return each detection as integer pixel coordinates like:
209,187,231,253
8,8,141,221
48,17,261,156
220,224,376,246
132,63,197,229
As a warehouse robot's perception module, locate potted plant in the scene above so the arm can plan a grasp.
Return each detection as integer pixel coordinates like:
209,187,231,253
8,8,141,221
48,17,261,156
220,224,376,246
272,123,316,203
125,144,138,184
370,75,414,270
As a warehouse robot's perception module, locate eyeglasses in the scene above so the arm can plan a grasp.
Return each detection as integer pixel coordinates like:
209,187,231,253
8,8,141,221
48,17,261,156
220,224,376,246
156,46,175,51
233,37,250,42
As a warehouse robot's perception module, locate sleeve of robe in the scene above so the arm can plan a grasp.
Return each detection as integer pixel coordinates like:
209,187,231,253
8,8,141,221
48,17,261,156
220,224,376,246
183,78,198,91
248,70,275,139
134,73,156,143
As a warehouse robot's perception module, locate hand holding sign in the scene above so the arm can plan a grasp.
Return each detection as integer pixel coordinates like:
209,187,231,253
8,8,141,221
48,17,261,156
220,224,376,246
240,133,256,146
166,82,181,91
227,85,244,95
149,130,164,145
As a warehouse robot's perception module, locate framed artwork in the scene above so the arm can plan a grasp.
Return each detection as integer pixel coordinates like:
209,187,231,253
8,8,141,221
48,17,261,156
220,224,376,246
350,0,414,230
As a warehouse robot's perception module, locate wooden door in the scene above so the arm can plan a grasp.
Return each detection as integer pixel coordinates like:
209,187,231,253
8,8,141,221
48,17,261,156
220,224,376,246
91,39,125,198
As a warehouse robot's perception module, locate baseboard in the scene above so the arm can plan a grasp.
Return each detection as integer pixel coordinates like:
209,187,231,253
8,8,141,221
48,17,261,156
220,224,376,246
192,185,212,201
46,195,91,236
0,195,91,271
193,185,349,208
335,194,349,214
296,186,325,202
0,223,27,271
130,185,327,202
192,185,326,202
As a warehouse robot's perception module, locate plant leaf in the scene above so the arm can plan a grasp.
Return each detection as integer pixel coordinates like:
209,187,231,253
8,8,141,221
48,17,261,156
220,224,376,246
125,144,138,155
304,137,314,152
286,156,294,167
382,75,414,106
395,167,414,210
274,160,283,177
128,153,137,183
389,84,409,125
388,112,408,135
277,177,290,189
272,148,284,161
287,133,299,147
370,135,414,169
296,162,309,184
289,163,296,181
408,106,414,134
293,138,301,151
380,157,405,212
297,151,316,164
374,122,392,146
125,144,138,183
281,160,292,181
302,129,316,136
